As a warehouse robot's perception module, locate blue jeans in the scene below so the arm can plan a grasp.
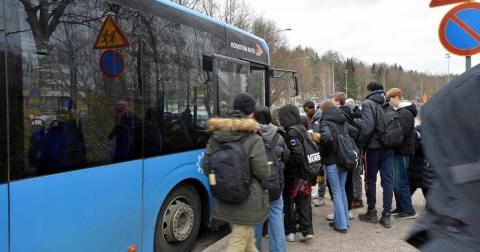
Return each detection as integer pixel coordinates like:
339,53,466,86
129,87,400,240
393,155,415,213
254,195,286,252
326,164,349,230
365,149,394,215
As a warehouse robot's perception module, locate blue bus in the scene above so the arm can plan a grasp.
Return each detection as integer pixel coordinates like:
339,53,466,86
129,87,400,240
0,0,297,251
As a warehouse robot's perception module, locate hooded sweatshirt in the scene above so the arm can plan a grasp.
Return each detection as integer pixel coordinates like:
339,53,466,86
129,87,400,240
395,101,418,156
358,90,387,150
278,104,308,179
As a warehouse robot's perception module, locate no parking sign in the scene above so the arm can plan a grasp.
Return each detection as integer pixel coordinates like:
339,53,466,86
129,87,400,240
438,2,480,56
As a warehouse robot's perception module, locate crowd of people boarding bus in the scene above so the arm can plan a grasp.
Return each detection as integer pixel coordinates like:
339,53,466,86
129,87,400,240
202,74,479,252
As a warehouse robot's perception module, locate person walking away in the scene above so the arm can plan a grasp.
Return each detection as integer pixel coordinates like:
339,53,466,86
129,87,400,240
406,64,480,251
278,104,314,242
408,125,434,200
319,101,355,234
303,101,326,207
253,107,290,252
203,93,270,252
343,98,364,208
386,88,418,219
358,82,396,228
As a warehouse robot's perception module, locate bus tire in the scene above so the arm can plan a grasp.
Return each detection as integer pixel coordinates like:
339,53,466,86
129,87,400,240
154,184,202,252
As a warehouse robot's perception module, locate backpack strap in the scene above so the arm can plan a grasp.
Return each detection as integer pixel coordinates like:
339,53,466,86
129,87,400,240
270,131,281,150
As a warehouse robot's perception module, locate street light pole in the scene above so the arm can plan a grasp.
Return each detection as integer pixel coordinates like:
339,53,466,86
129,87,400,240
331,53,337,95
446,53,451,82
344,69,349,97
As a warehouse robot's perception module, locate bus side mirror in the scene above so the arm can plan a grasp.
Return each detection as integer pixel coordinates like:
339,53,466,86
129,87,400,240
289,75,299,97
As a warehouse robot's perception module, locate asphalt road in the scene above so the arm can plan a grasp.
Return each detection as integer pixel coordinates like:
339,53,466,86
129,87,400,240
203,177,425,252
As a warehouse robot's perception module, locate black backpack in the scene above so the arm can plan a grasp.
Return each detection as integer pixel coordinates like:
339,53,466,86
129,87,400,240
328,122,360,172
289,126,322,177
375,103,404,148
262,131,285,201
209,135,251,203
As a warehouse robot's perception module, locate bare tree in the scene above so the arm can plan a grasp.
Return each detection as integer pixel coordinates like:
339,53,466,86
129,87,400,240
19,0,73,53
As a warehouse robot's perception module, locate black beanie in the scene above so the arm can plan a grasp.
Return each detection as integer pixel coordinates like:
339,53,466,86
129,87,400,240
233,93,256,115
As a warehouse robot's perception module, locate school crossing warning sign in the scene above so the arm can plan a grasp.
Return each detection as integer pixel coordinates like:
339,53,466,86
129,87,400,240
94,16,130,49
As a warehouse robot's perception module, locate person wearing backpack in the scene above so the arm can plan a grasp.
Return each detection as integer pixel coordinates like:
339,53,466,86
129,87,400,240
358,82,396,228
303,101,326,208
386,88,418,220
203,93,270,252
253,106,290,252
278,104,315,243
319,101,359,234
344,98,365,209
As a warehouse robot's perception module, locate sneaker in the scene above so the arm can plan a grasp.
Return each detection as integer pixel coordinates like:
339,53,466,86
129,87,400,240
327,212,353,221
332,227,347,234
394,212,417,220
314,198,325,207
359,209,378,223
300,234,314,242
391,209,401,216
379,214,391,228
352,199,364,209
286,233,295,242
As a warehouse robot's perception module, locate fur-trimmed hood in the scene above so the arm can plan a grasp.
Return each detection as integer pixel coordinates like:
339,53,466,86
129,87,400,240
208,117,258,133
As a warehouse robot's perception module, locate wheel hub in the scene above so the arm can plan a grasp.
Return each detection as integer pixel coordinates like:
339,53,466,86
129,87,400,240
163,198,195,243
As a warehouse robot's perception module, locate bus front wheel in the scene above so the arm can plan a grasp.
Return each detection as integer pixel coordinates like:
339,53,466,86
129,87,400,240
155,185,202,252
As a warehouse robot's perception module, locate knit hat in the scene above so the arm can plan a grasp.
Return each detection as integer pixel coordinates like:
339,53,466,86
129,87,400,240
345,98,356,110
233,93,256,115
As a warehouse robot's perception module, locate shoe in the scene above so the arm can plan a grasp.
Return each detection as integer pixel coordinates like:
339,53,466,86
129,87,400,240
352,199,364,209
379,214,391,228
359,209,378,223
391,209,401,216
314,198,325,207
349,211,354,220
286,233,295,242
327,213,334,221
329,221,335,227
332,227,347,234
394,212,417,220
300,234,314,242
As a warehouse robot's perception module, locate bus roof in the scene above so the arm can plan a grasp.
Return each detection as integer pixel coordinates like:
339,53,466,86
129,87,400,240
116,0,270,65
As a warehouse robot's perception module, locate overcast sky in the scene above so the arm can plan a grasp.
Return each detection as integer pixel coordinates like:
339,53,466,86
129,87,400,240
244,0,477,74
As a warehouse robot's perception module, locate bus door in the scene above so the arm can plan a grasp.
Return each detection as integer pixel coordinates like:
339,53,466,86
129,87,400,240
213,54,251,113
0,0,9,249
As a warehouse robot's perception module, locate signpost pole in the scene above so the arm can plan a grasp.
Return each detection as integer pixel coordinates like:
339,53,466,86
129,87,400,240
466,56,472,71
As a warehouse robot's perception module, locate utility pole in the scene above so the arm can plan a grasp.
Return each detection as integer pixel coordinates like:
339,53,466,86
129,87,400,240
344,69,349,97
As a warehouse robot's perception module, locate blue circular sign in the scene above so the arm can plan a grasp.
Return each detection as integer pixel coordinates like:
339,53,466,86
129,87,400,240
439,3,480,56
99,50,125,78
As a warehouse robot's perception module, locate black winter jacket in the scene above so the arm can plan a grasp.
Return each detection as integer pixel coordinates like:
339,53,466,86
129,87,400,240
319,107,359,168
339,106,361,143
278,104,308,179
358,90,387,150
395,102,418,156
408,126,434,189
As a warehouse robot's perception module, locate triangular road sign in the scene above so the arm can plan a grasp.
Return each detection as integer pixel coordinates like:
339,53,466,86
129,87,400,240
94,16,130,49
430,0,466,8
